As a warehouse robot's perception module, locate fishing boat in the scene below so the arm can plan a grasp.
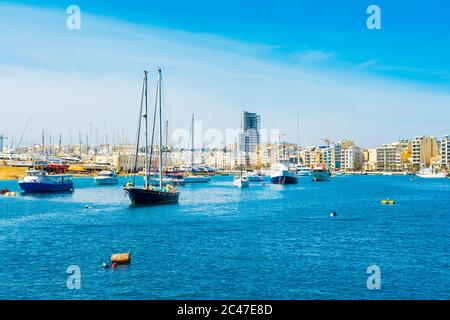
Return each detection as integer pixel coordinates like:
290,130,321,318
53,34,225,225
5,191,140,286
124,69,180,206
311,164,331,182
296,165,311,177
270,163,298,185
416,167,447,179
18,169,74,193
94,170,119,185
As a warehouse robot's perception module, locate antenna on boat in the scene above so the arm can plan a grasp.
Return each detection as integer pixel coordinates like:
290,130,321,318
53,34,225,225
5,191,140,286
191,113,195,168
158,68,163,189
143,70,149,189
296,112,301,164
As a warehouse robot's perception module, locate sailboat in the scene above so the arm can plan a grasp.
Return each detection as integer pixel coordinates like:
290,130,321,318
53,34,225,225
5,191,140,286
233,150,250,188
124,69,180,206
294,113,311,177
183,113,211,183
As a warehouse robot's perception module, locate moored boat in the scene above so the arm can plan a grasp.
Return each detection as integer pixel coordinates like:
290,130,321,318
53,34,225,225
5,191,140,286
18,169,74,193
233,176,250,188
416,167,447,179
270,163,298,184
94,170,119,185
233,177,250,188
311,164,331,182
124,69,180,206
296,165,311,177
184,175,211,183
243,170,265,182
126,185,179,205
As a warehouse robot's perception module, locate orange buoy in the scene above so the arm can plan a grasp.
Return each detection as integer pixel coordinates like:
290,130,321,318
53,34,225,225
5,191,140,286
111,253,131,265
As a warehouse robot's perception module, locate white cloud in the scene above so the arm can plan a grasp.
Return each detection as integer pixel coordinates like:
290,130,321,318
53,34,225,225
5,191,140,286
0,3,449,148
294,50,336,64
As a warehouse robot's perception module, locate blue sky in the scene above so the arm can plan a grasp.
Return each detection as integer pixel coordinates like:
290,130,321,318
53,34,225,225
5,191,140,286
0,0,449,148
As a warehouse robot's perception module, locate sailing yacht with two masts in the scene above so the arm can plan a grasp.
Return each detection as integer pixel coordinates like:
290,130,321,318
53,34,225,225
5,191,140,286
124,70,180,206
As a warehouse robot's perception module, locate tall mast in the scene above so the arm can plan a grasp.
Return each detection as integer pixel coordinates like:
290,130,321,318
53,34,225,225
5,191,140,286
78,131,82,158
59,133,62,156
144,70,149,188
158,69,163,188
132,74,145,186
42,130,45,157
296,112,301,164
191,113,195,167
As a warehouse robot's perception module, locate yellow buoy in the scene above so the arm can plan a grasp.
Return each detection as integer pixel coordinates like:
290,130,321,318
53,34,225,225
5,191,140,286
381,199,395,205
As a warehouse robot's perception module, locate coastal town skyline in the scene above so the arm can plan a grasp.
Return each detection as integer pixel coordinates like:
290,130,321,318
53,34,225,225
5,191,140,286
1,2,450,147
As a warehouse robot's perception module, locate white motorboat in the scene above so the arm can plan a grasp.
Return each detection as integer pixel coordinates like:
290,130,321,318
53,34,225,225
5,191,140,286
243,170,265,182
416,168,446,179
94,170,119,185
296,165,311,177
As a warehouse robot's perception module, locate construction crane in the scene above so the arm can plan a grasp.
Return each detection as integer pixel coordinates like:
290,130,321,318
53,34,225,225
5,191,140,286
318,138,335,147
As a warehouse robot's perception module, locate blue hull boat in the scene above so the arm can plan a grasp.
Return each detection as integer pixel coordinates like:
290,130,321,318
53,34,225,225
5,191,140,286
18,170,74,193
270,164,299,185
125,186,179,206
18,181,74,193
270,175,298,184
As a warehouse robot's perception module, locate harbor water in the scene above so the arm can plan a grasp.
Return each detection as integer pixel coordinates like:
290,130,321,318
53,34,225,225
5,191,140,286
0,175,449,299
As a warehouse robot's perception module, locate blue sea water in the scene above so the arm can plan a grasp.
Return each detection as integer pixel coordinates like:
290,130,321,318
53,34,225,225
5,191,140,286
0,175,449,300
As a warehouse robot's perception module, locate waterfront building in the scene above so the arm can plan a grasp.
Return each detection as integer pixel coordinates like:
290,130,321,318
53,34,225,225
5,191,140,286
342,146,363,171
238,111,261,166
321,145,334,169
115,152,146,173
299,147,313,167
376,144,403,171
205,147,235,170
362,148,377,171
334,143,342,169
441,135,450,167
411,136,440,168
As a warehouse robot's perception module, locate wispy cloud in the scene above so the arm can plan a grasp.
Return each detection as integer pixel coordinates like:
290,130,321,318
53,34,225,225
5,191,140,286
354,59,378,70
294,50,336,64
0,3,449,148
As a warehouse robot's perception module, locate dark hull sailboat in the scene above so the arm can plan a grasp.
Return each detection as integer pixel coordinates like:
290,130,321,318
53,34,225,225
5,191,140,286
124,69,180,206
125,186,179,206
